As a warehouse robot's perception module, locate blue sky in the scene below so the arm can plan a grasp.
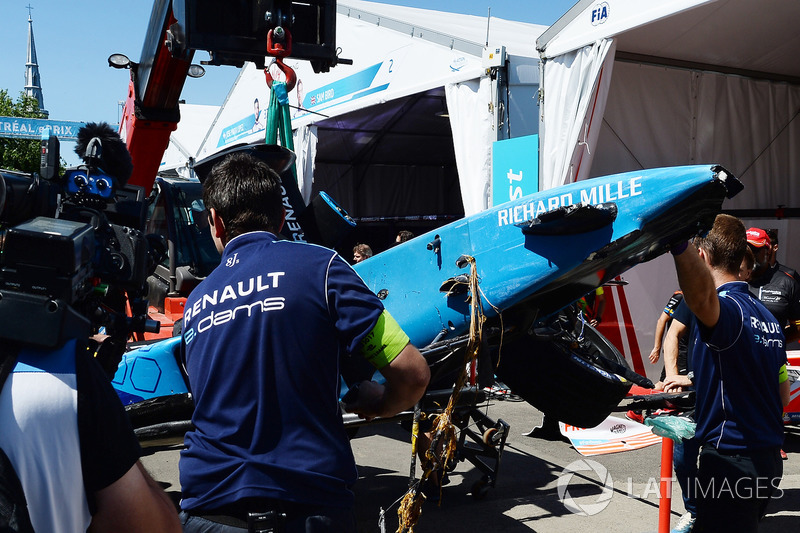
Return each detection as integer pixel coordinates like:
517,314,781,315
0,1,575,164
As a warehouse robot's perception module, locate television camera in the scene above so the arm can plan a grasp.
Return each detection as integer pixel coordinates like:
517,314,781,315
0,123,165,370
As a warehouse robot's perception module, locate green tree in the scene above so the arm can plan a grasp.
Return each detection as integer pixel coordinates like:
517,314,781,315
0,90,48,173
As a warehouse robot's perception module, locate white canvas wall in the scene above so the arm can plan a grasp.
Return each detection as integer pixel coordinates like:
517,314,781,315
591,61,800,212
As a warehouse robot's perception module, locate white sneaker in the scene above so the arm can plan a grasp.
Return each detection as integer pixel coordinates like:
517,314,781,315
671,512,695,533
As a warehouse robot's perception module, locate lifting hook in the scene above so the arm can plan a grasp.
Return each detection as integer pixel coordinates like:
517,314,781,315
264,27,297,92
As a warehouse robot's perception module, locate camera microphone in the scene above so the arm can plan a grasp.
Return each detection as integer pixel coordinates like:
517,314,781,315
83,137,103,166
74,122,132,187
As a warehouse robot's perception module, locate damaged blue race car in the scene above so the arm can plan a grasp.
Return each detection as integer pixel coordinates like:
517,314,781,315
113,160,742,455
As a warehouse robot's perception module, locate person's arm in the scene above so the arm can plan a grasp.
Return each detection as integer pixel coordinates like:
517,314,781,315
673,243,720,328
88,461,180,533
75,351,179,533
779,364,791,408
345,343,430,421
649,312,670,363
662,319,688,377
780,379,791,408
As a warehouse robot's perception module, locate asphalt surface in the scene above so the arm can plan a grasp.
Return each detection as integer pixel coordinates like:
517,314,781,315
142,394,800,532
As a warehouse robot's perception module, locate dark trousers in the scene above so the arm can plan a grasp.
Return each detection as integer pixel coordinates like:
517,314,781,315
695,446,783,533
673,436,700,517
180,503,356,533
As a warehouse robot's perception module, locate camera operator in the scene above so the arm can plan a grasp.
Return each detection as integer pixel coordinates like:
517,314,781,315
0,123,180,531
0,342,180,532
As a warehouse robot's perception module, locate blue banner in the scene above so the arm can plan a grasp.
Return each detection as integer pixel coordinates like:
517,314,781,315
217,114,259,148
292,63,388,119
492,134,539,207
0,116,90,141
302,63,382,110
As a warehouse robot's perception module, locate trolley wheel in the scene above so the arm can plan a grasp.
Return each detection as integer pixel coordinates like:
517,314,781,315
482,427,499,446
471,476,491,500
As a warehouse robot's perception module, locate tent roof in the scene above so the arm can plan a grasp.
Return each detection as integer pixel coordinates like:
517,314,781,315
160,103,219,172
341,1,548,58
538,0,800,83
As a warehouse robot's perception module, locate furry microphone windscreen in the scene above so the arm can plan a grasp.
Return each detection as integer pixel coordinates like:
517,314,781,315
74,122,133,186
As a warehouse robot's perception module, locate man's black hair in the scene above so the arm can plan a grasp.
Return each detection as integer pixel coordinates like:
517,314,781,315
766,228,778,246
202,152,284,240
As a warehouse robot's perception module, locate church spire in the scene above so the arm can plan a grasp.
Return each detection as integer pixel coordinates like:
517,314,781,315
24,5,48,117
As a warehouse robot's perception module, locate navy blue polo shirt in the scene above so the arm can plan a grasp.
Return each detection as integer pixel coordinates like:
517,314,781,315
691,281,786,451
180,232,384,511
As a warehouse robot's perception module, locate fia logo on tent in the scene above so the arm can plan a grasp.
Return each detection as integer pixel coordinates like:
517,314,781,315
591,2,610,26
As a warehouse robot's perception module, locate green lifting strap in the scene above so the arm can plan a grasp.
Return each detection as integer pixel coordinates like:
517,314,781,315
265,81,298,182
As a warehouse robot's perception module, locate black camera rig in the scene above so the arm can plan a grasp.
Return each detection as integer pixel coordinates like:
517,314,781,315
0,124,165,357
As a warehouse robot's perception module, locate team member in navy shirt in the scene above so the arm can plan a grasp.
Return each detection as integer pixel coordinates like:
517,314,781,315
179,153,430,532
669,214,790,532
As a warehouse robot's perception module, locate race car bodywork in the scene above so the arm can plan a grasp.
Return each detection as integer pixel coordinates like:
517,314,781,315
112,164,742,442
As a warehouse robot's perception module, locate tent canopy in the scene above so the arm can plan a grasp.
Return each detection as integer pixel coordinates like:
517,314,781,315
159,103,220,177
539,0,800,81
342,0,544,58
537,0,800,210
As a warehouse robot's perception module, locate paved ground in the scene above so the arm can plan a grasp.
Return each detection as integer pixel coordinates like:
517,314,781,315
142,395,800,532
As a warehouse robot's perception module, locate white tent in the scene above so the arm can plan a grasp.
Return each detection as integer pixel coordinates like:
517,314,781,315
538,0,800,203
192,1,546,247
159,103,220,179
537,0,800,379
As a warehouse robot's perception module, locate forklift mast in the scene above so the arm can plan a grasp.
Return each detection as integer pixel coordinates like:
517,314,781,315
111,1,346,340
114,0,339,194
